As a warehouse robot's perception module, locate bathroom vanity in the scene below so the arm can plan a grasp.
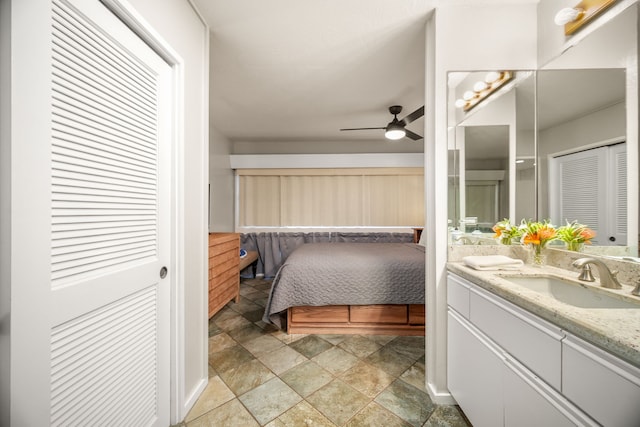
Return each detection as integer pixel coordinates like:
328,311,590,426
447,262,640,427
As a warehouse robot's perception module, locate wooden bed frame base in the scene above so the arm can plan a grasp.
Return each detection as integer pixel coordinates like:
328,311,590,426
287,304,425,336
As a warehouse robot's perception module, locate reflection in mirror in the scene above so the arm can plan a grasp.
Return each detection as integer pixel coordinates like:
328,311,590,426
538,3,637,259
538,68,629,251
447,70,535,243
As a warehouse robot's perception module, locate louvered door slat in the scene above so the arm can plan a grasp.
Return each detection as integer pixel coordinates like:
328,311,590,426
52,5,156,101
559,155,600,226
50,0,160,283
53,114,156,158
53,99,156,147
53,60,156,126
53,238,156,263
53,176,155,197
53,164,156,191
50,285,157,427
52,221,155,234
53,130,157,169
52,227,155,244
53,76,156,136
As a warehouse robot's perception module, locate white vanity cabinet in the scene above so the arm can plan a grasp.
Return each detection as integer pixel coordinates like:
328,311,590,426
562,334,640,426
447,273,599,427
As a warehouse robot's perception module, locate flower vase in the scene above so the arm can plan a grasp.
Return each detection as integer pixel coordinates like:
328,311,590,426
565,241,584,252
531,245,547,267
500,237,512,246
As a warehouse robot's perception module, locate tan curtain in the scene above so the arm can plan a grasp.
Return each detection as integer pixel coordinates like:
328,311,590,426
237,168,424,227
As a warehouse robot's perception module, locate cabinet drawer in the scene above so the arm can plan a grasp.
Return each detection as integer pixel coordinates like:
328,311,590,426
447,273,470,318
408,304,425,324
470,287,563,390
503,355,598,427
350,305,407,324
290,306,349,323
562,334,640,427
210,239,239,257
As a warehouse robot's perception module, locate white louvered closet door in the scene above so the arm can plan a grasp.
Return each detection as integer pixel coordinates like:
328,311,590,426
49,0,171,425
549,143,627,246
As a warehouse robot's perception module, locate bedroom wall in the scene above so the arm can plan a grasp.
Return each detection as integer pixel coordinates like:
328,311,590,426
209,125,234,232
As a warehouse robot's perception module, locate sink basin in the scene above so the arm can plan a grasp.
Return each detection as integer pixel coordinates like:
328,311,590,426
500,275,640,309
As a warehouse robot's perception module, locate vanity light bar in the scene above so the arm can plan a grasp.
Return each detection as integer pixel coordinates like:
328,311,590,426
456,71,514,112
556,0,617,36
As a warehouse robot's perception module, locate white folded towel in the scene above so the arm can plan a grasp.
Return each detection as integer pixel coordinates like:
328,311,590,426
463,255,524,271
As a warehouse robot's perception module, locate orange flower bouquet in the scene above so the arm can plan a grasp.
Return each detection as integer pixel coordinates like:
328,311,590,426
556,220,596,252
519,219,557,265
492,219,522,245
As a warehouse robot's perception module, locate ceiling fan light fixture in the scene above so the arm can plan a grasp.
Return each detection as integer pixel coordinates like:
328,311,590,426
385,123,406,140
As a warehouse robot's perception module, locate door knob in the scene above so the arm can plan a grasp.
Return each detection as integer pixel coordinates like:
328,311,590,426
160,266,168,279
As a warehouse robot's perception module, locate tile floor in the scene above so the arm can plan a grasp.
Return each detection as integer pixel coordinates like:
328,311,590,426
176,278,472,427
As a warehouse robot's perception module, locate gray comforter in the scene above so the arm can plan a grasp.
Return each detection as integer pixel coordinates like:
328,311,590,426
262,243,425,328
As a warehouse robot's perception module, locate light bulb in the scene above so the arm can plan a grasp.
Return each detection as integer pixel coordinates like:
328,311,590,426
473,81,488,92
484,71,501,84
385,129,405,140
454,99,466,108
463,91,475,101
554,7,583,26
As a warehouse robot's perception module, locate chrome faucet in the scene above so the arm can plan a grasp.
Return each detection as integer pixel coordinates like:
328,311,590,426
572,258,622,290
455,236,474,245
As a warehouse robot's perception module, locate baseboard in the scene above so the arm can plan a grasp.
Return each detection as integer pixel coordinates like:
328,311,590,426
178,377,207,423
426,382,456,405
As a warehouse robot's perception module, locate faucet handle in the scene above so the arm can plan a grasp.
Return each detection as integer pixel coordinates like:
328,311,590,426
577,263,595,282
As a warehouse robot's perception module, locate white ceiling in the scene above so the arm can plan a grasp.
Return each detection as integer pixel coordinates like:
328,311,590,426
193,0,433,143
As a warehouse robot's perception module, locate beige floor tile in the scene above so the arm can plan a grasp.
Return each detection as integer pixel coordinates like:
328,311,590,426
259,345,307,375
239,377,303,425
269,401,337,427
345,402,411,427
279,360,334,397
184,376,235,423
218,358,275,395
338,335,382,358
186,398,259,427
375,379,435,427
306,379,370,426
312,346,359,375
340,361,395,398
208,333,236,356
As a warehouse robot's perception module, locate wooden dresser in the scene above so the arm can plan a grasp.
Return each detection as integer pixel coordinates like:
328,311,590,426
208,233,241,318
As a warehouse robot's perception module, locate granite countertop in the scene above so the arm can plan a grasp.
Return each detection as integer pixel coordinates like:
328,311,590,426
447,261,640,368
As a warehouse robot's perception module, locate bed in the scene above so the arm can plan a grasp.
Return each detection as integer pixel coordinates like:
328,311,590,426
262,242,425,335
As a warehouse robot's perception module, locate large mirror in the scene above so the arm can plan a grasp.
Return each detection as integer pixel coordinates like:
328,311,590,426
448,3,638,257
447,70,535,238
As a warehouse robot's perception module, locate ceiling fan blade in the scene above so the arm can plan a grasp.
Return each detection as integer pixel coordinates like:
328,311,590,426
339,127,386,131
399,106,424,126
405,129,423,141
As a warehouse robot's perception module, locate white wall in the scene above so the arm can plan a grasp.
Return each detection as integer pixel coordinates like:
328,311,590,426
124,0,210,420
426,1,538,404
209,126,235,231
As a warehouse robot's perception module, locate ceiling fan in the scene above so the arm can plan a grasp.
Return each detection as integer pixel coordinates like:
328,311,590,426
340,105,424,141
